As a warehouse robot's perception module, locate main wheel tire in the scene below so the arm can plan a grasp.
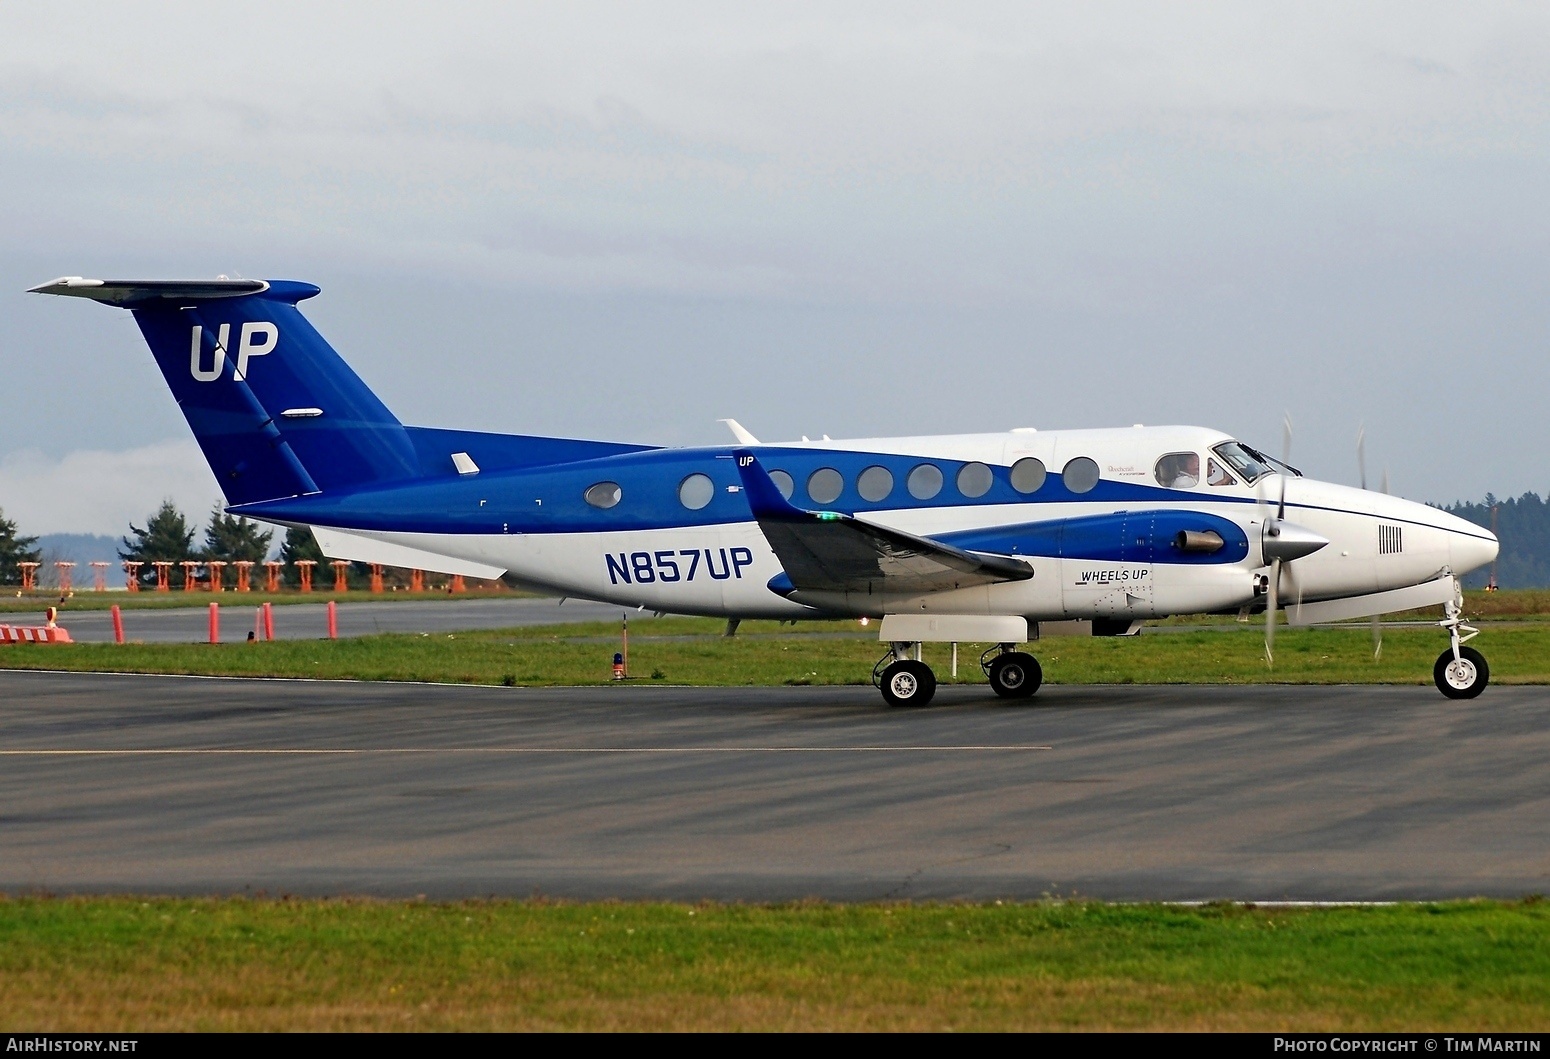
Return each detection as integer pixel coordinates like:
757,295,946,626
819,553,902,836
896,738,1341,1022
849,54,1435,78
1434,646,1489,699
880,659,936,707
988,652,1042,699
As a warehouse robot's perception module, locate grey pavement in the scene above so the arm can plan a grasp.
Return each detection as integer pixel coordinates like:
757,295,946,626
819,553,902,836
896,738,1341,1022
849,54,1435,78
28,596,629,643
2,672,1547,901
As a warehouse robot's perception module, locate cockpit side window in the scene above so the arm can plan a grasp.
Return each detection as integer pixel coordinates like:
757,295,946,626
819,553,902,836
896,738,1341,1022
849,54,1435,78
1212,441,1274,484
1208,457,1236,487
1154,452,1200,489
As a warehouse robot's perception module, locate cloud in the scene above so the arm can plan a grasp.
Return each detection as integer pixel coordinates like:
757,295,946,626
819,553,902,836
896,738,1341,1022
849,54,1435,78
0,440,220,537
3,3,1549,504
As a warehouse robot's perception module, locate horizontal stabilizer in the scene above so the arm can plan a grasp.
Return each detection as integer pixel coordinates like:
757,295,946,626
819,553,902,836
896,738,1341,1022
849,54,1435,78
29,277,270,306
735,450,1032,596
310,526,507,580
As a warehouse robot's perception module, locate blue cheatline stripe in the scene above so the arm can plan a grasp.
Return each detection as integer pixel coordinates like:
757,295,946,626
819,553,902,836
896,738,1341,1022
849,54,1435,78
233,441,1485,547
237,444,1238,534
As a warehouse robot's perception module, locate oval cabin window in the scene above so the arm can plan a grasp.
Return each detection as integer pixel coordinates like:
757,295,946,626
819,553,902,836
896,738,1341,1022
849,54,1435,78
907,464,943,500
857,465,894,502
807,467,844,505
1009,457,1046,494
957,462,993,498
678,473,714,510
584,481,622,509
1062,457,1100,494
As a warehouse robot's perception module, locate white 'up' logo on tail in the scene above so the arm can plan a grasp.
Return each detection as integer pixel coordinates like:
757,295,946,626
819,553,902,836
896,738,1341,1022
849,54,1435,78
189,323,279,382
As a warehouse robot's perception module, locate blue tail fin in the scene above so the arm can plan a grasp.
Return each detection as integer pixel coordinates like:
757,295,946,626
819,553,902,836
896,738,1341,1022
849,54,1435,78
32,278,420,506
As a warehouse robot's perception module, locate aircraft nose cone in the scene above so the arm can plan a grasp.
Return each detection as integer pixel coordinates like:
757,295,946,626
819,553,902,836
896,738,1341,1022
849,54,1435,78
1450,528,1499,577
1263,518,1329,563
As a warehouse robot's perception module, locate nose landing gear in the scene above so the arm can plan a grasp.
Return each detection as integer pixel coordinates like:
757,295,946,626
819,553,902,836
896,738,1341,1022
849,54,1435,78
1435,594,1488,699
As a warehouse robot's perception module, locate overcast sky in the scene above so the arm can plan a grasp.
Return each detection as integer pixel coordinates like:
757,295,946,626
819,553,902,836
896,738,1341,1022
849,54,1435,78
3,2,1548,534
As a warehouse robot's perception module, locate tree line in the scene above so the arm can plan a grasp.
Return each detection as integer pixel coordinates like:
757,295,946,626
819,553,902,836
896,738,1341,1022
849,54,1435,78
1442,493,1550,589
0,501,328,590
114,500,328,588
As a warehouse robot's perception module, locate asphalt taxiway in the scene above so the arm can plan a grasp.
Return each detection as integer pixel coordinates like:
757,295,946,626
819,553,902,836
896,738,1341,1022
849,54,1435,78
2,671,1545,901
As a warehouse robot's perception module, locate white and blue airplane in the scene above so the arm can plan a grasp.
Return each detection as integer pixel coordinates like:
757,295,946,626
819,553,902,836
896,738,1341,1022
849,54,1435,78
32,276,1500,705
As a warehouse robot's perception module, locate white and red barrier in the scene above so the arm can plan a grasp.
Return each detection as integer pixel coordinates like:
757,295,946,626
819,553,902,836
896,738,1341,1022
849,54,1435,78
0,624,73,644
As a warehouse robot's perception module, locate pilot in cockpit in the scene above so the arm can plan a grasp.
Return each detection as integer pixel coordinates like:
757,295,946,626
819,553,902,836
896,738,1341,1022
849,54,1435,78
1154,452,1200,489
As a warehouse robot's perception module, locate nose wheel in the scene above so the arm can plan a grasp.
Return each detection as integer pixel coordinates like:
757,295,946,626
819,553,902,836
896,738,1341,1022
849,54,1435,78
1435,588,1488,699
1435,646,1488,699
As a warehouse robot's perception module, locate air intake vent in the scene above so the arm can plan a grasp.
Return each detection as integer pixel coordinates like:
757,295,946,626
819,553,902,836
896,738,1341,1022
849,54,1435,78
1379,524,1404,555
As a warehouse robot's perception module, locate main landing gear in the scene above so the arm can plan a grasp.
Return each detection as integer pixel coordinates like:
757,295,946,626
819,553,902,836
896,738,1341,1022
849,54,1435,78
1435,595,1488,699
872,641,1043,707
983,645,1043,700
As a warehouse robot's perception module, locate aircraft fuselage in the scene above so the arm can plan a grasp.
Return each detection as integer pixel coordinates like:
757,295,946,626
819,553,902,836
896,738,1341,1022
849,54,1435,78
238,424,1495,623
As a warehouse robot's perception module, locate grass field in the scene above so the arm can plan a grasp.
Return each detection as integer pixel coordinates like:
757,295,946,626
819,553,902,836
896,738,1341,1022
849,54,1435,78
2,616,1548,686
1,897,1546,1031
3,586,1547,617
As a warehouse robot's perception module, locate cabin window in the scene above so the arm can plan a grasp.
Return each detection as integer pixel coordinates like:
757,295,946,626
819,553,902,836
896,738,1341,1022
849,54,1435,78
907,463,943,500
1155,452,1200,489
583,481,622,509
678,473,715,511
1208,457,1236,487
768,469,795,500
957,462,993,498
1009,457,1046,494
857,465,894,503
1062,457,1100,494
807,467,844,505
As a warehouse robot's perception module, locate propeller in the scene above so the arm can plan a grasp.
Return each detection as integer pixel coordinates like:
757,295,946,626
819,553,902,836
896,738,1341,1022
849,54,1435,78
1260,415,1331,665
1264,416,1292,665
1357,424,1367,491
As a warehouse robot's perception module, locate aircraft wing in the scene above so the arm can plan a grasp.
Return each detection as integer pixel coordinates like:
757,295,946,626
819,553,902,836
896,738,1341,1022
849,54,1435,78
734,450,1032,596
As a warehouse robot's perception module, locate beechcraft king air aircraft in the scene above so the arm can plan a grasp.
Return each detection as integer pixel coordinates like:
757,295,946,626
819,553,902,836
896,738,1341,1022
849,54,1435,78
32,277,1501,705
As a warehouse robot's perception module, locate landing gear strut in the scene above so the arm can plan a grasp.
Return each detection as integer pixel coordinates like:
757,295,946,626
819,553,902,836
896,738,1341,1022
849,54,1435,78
981,643,1042,699
868,629,1047,713
1435,593,1488,699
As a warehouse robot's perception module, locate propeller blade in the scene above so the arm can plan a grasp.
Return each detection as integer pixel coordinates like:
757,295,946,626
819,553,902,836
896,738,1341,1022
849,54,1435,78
1277,413,1292,520
1381,466,1390,496
1289,560,1304,625
1372,613,1383,660
1265,558,1280,666
1356,424,1367,491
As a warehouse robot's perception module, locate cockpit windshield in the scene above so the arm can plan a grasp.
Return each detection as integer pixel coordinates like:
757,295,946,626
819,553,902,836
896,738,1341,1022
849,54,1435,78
1212,440,1300,484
